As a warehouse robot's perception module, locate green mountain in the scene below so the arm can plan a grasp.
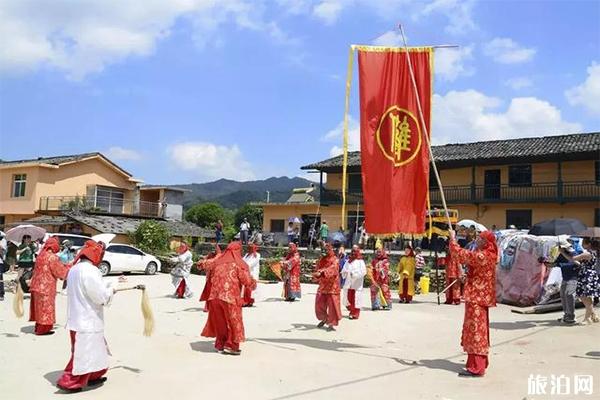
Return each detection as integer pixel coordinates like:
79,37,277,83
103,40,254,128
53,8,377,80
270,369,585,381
170,176,316,209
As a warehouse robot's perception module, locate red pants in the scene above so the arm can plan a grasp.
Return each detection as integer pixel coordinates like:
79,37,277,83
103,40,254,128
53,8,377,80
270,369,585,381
315,293,342,326
466,354,489,376
242,286,254,307
175,280,186,298
346,289,360,319
400,280,413,303
207,300,240,352
57,331,108,390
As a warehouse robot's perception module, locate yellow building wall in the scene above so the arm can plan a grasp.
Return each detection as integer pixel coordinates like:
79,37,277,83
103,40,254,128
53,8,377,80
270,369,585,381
262,203,321,231
561,160,595,182
439,168,471,186
0,166,41,215
0,157,137,218
36,157,136,200
326,173,343,190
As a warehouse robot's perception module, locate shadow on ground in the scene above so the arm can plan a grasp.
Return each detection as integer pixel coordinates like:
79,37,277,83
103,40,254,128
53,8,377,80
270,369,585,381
189,341,218,353
490,319,559,330
20,325,35,334
254,338,368,352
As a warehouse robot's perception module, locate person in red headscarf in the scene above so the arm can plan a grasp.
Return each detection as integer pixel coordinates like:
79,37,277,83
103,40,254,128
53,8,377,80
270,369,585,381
341,245,366,320
369,248,392,310
197,243,221,312
242,243,261,307
444,244,463,305
170,242,194,299
29,237,71,335
57,240,117,392
313,244,342,330
282,243,301,301
201,242,256,355
449,229,498,378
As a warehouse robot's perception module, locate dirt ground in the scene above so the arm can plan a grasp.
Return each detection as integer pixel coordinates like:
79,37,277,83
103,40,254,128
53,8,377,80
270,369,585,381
1,271,598,400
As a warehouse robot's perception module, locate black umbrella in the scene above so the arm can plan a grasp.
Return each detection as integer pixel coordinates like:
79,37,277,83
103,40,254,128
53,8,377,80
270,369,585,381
529,218,587,236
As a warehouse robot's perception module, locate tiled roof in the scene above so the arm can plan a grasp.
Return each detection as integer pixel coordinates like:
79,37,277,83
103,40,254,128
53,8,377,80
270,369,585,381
0,152,133,177
286,187,319,203
301,132,600,171
64,212,214,238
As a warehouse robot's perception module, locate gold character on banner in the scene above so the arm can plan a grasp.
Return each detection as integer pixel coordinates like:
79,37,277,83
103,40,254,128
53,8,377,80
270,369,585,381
391,114,411,162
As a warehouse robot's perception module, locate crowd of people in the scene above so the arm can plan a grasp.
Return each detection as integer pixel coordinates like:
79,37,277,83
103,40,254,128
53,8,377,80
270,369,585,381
3,220,599,392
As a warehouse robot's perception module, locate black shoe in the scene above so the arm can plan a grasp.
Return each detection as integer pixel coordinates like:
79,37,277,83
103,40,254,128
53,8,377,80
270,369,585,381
317,320,326,328
458,370,483,378
88,377,107,386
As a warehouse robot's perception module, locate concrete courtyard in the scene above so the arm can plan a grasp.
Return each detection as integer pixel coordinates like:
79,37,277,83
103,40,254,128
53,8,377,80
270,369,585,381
1,271,598,400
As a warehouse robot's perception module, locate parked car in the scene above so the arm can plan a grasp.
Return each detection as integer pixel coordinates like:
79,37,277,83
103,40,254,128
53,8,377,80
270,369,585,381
44,233,91,250
99,243,161,276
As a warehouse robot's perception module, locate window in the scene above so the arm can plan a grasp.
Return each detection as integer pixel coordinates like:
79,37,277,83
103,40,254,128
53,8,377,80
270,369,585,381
506,209,532,229
95,187,125,213
107,245,129,254
595,209,600,227
12,174,26,197
595,161,600,186
508,165,532,187
124,246,143,256
270,219,285,232
348,174,363,193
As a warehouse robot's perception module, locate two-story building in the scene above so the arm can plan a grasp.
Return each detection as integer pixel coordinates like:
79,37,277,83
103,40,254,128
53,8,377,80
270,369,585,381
0,152,212,243
262,132,600,234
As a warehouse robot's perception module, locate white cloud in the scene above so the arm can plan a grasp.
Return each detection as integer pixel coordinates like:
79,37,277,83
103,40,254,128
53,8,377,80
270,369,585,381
419,0,477,35
296,172,321,183
321,116,360,157
167,141,255,181
504,77,533,90
0,0,298,80
432,90,581,144
105,146,142,161
435,45,474,81
372,30,403,47
565,62,600,116
313,0,344,25
483,37,536,64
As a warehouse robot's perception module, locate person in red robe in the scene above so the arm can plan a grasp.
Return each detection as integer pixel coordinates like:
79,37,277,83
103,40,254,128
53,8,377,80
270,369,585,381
282,243,301,301
449,230,498,378
29,237,70,335
197,243,221,312
201,242,256,355
369,248,392,310
313,244,342,331
444,246,463,305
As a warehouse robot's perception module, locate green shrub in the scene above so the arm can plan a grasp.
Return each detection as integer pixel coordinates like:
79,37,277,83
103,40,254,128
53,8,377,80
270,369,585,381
129,220,170,255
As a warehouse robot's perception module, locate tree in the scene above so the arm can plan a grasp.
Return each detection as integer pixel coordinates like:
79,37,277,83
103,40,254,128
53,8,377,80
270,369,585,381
234,204,264,232
129,220,170,254
185,202,226,228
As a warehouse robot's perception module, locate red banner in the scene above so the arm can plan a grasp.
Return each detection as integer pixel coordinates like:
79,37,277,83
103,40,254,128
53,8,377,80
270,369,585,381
358,47,432,234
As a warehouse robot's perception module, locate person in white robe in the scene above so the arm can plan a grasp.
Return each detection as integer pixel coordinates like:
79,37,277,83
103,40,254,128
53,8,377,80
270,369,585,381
242,243,261,306
57,240,116,392
341,245,367,320
170,243,194,298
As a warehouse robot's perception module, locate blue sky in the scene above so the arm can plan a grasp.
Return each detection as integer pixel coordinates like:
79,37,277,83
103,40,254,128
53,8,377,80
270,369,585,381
0,0,598,184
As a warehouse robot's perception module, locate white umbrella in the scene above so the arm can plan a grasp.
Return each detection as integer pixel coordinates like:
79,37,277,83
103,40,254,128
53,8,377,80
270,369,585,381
288,217,303,224
457,219,488,232
5,224,46,244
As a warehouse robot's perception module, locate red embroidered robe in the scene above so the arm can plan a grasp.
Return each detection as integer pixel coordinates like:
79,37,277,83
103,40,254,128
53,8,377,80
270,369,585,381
450,240,496,355
29,251,70,325
201,260,256,343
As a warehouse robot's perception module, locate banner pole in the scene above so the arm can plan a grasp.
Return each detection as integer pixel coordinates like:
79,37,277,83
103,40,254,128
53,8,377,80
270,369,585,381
397,24,453,230
341,45,355,231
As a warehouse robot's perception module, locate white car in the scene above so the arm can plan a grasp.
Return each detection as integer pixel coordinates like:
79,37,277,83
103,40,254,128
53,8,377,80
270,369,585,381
99,243,161,276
